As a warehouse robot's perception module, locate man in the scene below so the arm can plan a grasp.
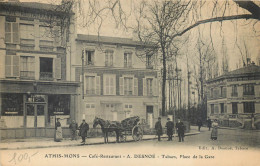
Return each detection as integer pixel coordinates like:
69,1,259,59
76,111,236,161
78,119,89,144
69,120,78,140
176,119,185,142
165,118,174,141
197,119,202,131
155,117,163,141
207,117,212,131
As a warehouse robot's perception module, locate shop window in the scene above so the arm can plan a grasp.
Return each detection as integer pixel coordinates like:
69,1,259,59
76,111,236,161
48,95,70,127
1,93,24,128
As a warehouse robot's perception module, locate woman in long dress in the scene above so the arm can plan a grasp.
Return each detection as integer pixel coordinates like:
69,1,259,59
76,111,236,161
55,118,63,142
211,119,218,140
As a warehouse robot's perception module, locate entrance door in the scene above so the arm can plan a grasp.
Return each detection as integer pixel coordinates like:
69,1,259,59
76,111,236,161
25,104,46,136
146,106,153,128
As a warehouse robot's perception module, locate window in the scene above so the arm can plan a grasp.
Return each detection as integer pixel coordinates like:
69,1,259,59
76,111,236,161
104,75,116,95
5,55,20,77
147,78,153,96
243,84,254,95
86,76,95,95
105,51,113,66
20,56,35,79
40,57,53,80
210,88,213,98
210,104,214,114
20,24,34,39
220,103,224,114
146,54,153,69
124,104,133,118
231,85,238,97
124,52,132,68
5,18,19,44
124,77,133,95
220,87,226,98
243,102,255,113
143,77,158,96
84,50,95,65
232,103,238,114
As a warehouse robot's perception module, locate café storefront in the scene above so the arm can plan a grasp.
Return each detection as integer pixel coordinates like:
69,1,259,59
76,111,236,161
0,80,79,139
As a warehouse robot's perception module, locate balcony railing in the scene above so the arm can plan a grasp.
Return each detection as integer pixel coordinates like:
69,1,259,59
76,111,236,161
40,72,53,80
243,92,255,96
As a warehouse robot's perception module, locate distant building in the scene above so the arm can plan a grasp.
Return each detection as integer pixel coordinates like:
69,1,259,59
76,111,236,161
206,64,260,128
0,1,78,139
71,34,159,127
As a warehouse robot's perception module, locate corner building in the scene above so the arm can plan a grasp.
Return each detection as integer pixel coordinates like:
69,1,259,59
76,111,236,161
0,2,78,139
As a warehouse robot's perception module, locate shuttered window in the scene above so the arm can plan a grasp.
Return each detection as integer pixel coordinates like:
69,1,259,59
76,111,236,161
103,74,116,95
5,22,19,44
5,55,20,77
143,77,158,96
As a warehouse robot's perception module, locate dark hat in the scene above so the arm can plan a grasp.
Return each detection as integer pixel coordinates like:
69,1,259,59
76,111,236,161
167,118,170,120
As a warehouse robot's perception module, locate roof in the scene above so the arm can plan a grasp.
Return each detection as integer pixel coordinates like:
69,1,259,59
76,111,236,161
0,1,72,14
76,34,148,47
207,64,260,83
225,64,260,76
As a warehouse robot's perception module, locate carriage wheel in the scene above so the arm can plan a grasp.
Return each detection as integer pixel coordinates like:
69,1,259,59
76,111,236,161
132,125,143,141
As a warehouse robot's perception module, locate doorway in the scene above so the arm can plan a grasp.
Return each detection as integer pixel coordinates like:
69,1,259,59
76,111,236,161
146,106,153,128
25,103,47,137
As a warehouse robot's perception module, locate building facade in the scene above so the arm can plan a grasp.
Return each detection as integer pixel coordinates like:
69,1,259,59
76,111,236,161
72,34,159,127
206,64,260,128
0,1,79,139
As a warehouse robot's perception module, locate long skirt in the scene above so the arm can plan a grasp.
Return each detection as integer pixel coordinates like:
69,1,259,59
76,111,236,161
55,127,63,142
211,127,218,140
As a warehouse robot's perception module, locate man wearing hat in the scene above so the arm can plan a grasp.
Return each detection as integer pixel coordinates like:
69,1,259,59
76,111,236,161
155,117,163,141
165,118,174,141
78,119,89,144
176,119,185,142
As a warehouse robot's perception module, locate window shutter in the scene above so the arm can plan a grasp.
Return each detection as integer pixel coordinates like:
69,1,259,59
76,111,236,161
134,78,138,96
129,54,132,67
105,53,108,66
105,76,109,95
12,23,19,44
96,76,100,95
119,77,124,95
143,78,147,96
5,23,11,43
54,58,61,79
5,55,12,77
153,78,158,96
12,55,20,77
91,51,94,65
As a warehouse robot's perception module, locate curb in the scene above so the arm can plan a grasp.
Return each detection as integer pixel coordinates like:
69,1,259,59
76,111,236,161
0,132,200,150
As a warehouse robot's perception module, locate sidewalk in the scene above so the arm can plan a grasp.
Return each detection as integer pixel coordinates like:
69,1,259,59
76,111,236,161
0,132,200,150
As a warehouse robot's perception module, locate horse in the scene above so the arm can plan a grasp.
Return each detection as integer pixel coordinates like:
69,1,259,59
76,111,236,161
93,117,122,143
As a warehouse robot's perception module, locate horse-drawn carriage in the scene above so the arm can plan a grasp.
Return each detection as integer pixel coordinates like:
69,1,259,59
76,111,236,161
93,116,143,143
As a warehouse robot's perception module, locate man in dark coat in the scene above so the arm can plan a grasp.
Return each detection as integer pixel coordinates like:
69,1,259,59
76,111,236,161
165,118,174,141
69,120,78,140
176,119,185,142
197,119,203,131
79,119,89,144
207,117,212,131
155,117,163,141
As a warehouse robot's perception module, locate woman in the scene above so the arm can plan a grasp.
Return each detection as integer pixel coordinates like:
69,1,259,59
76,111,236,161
55,118,63,142
211,119,218,140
